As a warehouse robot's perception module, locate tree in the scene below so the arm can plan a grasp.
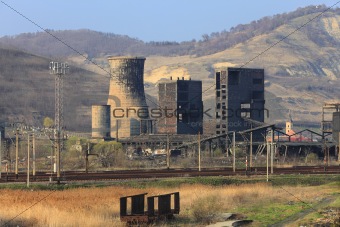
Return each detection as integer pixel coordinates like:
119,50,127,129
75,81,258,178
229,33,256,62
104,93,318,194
43,117,54,128
93,141,124,168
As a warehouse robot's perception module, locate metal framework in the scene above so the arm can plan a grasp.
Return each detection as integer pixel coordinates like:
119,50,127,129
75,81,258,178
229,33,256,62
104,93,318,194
49,62,68,179
120,192,180,225
321,102,340,165
321,102,340,138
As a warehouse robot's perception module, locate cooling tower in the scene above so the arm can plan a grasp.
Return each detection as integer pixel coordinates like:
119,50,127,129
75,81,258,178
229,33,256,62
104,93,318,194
92,105,111,139
107,57,150,138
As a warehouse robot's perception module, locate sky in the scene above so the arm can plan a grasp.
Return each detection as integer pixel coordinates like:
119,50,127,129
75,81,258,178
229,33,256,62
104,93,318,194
0,0,338,42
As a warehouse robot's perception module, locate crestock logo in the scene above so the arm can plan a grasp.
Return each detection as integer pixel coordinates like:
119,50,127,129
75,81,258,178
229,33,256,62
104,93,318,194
112,107,209,119
112,107,269,119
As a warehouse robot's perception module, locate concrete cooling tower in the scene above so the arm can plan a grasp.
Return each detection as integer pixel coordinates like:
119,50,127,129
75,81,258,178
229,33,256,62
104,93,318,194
91,105,111,139
107,56,152,138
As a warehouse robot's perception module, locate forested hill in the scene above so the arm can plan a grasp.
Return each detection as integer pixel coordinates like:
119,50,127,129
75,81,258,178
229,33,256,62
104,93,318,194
0,5,338,58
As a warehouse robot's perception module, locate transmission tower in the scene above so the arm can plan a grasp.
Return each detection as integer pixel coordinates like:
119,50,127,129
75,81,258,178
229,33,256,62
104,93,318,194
49,62,68,180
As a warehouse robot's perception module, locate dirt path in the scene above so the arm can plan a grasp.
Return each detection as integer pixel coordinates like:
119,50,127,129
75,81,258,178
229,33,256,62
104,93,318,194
271,196,336,227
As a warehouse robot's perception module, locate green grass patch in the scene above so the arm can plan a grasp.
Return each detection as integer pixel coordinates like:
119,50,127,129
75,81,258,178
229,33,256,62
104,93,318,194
329,193,340,207
0,182,116,191
291,193,340,226
236,201,314,226
268,175,340,186
0,174,339,191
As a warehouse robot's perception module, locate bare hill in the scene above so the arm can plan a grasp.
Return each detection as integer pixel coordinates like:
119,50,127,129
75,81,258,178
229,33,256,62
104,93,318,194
0,5,340,132
1,5,338,58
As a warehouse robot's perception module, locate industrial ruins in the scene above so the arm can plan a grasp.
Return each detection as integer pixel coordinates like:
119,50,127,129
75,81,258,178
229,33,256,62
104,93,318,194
88,56,340,164
0,55,339,177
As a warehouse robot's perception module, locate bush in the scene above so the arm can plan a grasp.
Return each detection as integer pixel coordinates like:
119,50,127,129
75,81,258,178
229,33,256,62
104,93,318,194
190,194,225,224
305,153,318,164
92,141,124,168
214,148,223,157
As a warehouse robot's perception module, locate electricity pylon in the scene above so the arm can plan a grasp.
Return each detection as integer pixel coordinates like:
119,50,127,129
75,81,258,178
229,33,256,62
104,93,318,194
49,62,68,180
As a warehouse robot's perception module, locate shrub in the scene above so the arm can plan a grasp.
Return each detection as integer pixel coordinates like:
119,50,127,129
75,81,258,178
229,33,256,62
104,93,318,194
190,194,225,224
214,148,223,157
305,153,318,164
93,141,124,168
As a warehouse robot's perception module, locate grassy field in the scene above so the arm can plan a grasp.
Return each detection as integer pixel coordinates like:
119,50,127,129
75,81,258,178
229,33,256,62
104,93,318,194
0,175,339,226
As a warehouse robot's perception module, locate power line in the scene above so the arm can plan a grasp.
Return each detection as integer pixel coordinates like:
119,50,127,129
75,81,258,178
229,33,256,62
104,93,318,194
0,0,161,111
1,0,339,224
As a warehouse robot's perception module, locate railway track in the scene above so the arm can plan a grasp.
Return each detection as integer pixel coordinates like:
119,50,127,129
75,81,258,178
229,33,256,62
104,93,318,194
0,166,339,183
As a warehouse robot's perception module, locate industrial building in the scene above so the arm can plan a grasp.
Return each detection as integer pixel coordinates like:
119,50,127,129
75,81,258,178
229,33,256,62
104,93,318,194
321,103,340,143
215,67,265,135
158,77,203,135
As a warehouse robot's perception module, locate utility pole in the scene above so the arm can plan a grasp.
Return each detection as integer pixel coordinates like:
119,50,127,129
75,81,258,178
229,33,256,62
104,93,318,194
233,131,236,173
32,133,36,176
85,143,89,173
226,133,229,157
0,130,2,179
85,143,98,173
15,129,19,178
166,134,170,169
250,131,253,169
116,120,119,142
266,131,269,182
50,62,68,181
27,134,30,188
271,128,274,174
198,131,201,172
338,133,340,162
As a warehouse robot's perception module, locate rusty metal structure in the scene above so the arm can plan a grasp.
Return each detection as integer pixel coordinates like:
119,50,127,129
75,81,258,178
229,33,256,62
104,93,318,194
158,78,203,134
215,67,265,138
321,102,340,162
107,57,152,138
321,102,340,140
120,192,180,225
91,105,110,139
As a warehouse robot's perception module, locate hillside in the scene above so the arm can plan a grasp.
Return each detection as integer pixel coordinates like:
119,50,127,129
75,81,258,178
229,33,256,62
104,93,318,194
0,5,340,132
1,5,338,58
74,9,340,126
0,46,109,131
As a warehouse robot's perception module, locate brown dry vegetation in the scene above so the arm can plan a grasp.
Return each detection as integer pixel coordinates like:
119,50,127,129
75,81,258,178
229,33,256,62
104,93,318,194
0,182,337,227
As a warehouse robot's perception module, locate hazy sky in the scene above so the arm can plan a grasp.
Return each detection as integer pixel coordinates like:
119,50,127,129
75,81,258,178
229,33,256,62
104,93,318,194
0,0,338,42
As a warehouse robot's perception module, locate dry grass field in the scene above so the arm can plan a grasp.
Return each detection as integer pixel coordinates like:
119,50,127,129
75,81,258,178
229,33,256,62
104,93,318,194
0,178,339,226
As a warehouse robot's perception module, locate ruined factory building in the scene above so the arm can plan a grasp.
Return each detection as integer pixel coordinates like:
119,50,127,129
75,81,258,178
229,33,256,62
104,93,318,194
215,67,265,138
105,56,152,138
158,77,203,135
